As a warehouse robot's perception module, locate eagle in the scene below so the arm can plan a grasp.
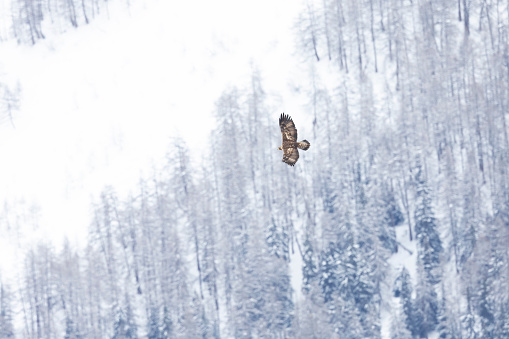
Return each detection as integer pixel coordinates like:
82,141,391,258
278,113,310,166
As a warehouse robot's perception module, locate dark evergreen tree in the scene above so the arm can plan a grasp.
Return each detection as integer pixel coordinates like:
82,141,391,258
147,307,161,339
319,242,340,303
457,179,478,270
301,233,318,294
461,287,478,339
266,218,290,261
394,267,417,337
478,278,495,338
414,162,443,284
161,306,173,339
413,160,442,337
232,220,294,338
436,283,461,339
64,317,82,339
382,184,404,228
377,184,401,252
415,259,439,338
112,300,137,339
318,235,380,337
390,303,413,339
191,294,211,339
327,295,364,339
112,307,128,339
344,242,376,313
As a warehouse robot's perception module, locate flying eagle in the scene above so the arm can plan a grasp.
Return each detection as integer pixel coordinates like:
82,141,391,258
278,113,310,166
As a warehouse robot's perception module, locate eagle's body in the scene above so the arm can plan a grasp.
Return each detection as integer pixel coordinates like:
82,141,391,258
278,113,310,166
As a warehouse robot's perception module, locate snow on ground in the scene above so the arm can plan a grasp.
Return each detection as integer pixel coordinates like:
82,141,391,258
380,222,418,338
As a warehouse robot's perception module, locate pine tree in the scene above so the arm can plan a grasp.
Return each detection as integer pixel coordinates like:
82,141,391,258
457,177,478,271
478,273,495,338
232,219,294,338
319,242,340,303
125,308,138,339
383,184,404,227
64,317,82,339
112,300,137,339
390,302,413,339
147,307,161,339
191,294,211,339
112,307,127,339
266,218,289,261
461,280,479,339
394,267,417,337
414,163,443,284
415,259,439,338
413,161,442,337
378,183,403,253
327,296,364,339
301,234,318,294
437,285,458,339
161,306,173,339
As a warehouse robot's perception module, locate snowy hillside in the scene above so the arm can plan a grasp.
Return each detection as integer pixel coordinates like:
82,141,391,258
0,0,303,246
1,0,509,338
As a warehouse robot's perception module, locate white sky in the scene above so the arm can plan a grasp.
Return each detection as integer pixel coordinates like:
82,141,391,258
0,0,308,254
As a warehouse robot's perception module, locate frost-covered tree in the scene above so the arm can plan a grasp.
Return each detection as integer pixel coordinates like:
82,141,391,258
319,242,340,304
470,216,509,339
382,183,404,228
414,161,443,284
415,261,439,338
436,286,459,339
390,303,413,339
161,306,173,339
64,317,82,339
12,0,45,44
412,158,442,337
0,279,14,338
0,81,21,128
301,233,318,294
147,307,161,339
111,298,137,339
266,218,290,261
393,267,417,337
461,287,478,339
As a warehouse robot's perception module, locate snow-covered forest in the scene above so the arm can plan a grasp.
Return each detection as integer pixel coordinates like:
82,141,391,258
1,0,509,338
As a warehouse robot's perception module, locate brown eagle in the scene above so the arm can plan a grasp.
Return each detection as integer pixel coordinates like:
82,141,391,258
278,113,310,166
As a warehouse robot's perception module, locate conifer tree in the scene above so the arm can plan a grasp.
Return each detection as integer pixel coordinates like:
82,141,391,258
64,317,82,339
301,234,318,294
394,267,417,337
147,307,161,339
0,280,14,338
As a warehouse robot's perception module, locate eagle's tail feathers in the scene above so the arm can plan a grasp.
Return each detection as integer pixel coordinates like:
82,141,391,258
298,140,310,151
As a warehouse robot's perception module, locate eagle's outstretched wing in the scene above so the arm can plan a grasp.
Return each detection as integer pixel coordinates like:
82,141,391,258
279,113,299,166
279,113,298,142
282,147,299,166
